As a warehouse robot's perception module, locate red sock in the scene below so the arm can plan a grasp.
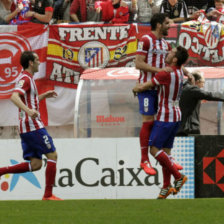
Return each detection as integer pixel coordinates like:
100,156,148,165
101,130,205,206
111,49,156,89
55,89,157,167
0,162,30,175
155,151,181,180
44,160,56,198
162,167,171,188
140,121,154,163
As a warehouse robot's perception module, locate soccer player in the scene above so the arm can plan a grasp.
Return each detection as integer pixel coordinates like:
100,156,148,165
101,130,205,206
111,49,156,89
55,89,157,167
136,13,179,175
0,51,62,201
136,13,170,175
133,46,189,199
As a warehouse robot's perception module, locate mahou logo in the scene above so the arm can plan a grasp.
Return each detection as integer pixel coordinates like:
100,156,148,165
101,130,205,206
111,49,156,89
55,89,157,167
96,115,125,126
0,33,31,99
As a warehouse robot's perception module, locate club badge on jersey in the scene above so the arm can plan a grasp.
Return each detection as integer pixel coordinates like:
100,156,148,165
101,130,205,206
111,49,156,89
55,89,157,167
144,107,149,112
138,41,144,50
18,80,25,88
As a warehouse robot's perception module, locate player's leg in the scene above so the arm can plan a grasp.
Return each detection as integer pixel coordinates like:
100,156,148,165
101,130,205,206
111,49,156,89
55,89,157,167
0,131,43,177
0,162,31,177
140,114,156,175
163,148,183,170
38,128,62,201
152,121,187,194
149,121,180,177
138,90,157,175
42,151,62,200
30,158,42,171
163,120,183,170
0,158,42,178
163,126,188,194
157,167,175,199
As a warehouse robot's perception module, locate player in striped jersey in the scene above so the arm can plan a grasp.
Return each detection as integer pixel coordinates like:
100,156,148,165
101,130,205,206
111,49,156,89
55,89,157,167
133,46,189,199
136,13,191,176
0,51,62,200
135,13,172,175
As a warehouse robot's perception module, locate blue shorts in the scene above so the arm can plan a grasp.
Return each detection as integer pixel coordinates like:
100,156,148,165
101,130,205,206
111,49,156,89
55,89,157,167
149,121,180,149
137,90,158,115
20,128,56,160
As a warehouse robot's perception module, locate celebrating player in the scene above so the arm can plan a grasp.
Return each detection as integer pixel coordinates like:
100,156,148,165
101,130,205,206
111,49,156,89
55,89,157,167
135,12,191,176
0,51,62,201
133,46,189,199
135,13,172,175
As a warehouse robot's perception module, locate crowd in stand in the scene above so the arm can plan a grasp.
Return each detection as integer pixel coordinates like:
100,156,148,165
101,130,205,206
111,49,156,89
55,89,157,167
0,0,223,25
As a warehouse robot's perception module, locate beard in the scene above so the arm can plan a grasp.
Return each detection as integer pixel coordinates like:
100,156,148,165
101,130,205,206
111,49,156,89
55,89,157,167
162,29,168,36
113,2,120,8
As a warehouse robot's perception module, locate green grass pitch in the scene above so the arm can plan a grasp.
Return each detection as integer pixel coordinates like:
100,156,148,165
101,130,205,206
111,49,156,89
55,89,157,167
0,199,223,224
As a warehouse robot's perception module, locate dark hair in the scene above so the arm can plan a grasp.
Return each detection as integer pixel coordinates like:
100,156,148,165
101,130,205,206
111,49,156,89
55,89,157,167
20,51,35,69
192,72,202,82
150,13,168,31
175,46,189,66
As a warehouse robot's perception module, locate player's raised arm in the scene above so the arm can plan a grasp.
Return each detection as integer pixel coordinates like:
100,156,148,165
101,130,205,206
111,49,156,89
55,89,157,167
39,90,58,101
182,66,195,84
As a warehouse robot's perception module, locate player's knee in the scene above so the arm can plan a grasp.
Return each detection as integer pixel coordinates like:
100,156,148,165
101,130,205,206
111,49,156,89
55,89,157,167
46,151,58,161
30,160,42,171
150,147,157,157
142,115,154,122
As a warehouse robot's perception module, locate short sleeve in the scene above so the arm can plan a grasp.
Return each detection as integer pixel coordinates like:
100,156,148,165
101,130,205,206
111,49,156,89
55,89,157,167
13,76,31,96
136,35,150,56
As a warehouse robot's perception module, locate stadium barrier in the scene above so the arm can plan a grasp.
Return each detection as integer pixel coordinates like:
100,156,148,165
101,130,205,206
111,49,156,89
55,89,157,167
195,135,224,198
0,137,194,200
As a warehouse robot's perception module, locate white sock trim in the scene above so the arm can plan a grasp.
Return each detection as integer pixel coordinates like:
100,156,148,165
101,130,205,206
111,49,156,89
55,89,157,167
28,162,32,172
47,159,56,163
155,150,163,158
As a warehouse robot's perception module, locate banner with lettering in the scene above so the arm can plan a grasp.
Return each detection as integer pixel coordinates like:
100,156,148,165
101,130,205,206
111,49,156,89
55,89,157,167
0,23,49,99
46,23,138,88
179,20,224,67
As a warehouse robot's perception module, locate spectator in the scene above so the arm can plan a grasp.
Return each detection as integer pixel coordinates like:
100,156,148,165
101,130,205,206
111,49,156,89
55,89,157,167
0,0,23,24
176,71,224,136
10,0,32,24
160,0,188,23
206,0,224,20
70,0,101,23
25,0,53,24
124,0,137,22
151,0,162,14
206,0,215,12
184,0,214,16
95,0,129,23
53,0,72,23
136,0,154,23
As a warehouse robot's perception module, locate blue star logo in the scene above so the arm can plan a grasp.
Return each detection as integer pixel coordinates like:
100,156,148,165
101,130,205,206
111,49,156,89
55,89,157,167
10,159,41,191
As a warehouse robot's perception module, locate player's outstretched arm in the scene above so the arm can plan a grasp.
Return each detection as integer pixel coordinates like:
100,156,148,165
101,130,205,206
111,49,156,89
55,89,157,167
39,90,57,101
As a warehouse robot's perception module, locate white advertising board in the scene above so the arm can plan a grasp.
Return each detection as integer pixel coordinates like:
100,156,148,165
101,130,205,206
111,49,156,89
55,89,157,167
0,138,194,200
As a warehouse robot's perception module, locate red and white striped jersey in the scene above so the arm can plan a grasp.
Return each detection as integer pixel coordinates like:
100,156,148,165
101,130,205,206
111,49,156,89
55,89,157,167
136,32,171,84
13,71,44,133
151,66,184,122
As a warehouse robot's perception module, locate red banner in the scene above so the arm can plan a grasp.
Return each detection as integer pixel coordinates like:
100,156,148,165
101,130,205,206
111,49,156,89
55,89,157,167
46,23,138,88
1,22,224,98
179,20,224,67
0,23,48,99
